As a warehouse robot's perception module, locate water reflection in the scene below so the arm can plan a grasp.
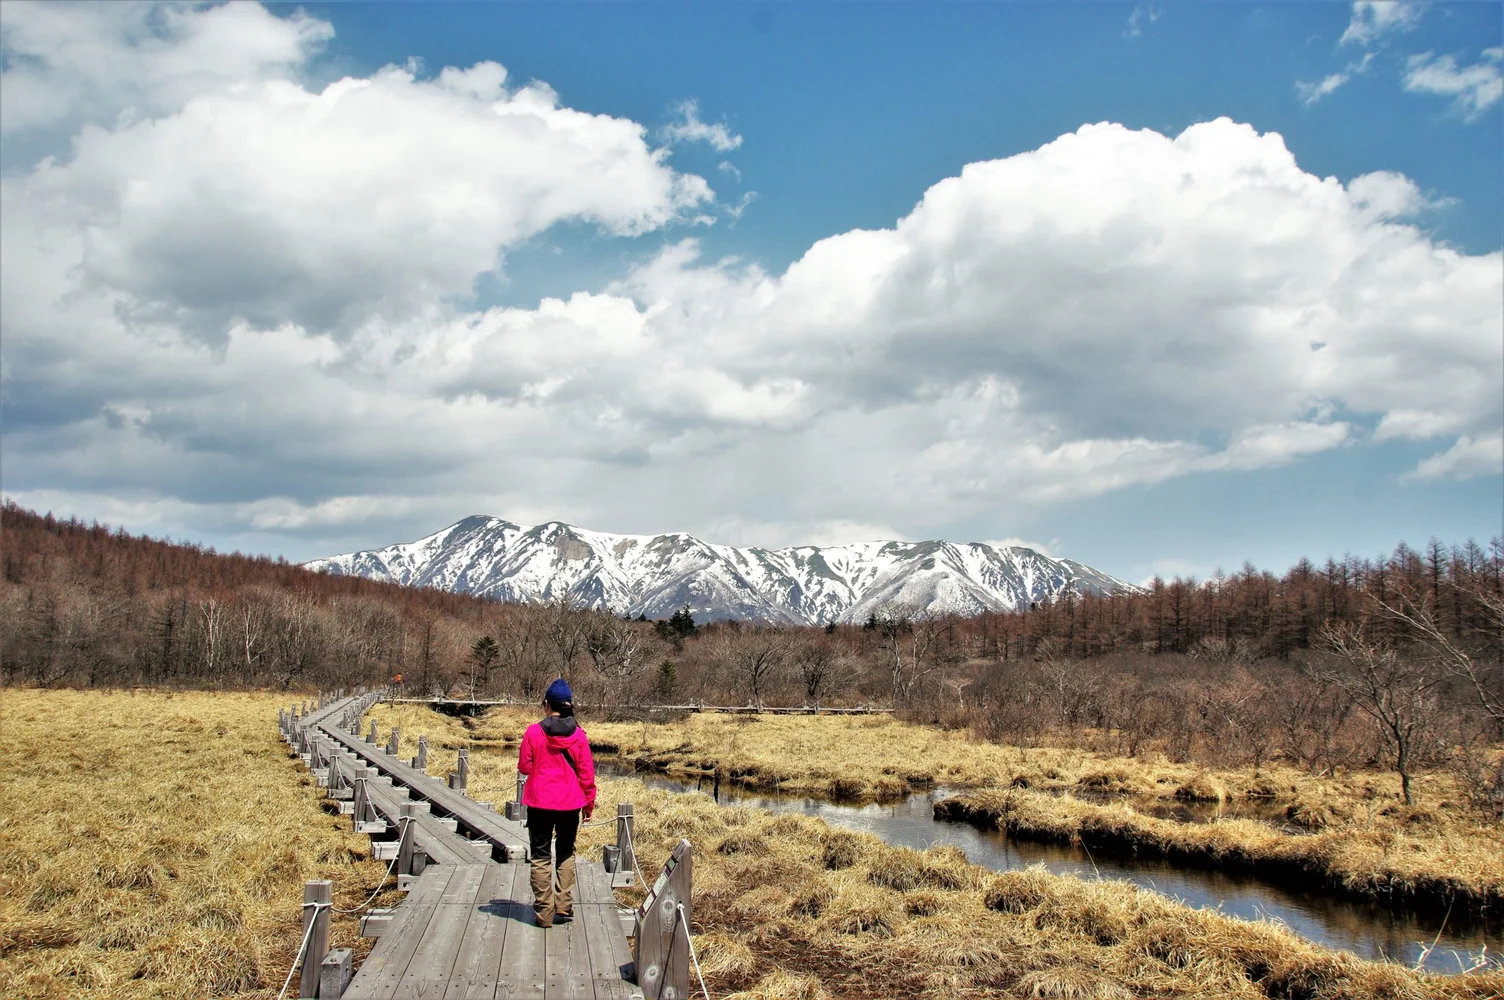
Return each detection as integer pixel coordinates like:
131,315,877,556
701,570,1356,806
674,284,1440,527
601,762,1501,974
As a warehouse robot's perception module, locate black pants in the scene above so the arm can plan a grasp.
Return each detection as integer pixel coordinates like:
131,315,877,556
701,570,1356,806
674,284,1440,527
526,806,579,861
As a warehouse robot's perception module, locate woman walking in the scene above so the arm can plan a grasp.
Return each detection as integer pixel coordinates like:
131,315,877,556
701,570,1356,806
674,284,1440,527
517,678,596,927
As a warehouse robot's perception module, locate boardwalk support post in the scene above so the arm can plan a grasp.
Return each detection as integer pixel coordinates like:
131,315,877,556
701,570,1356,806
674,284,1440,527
320,948,352,999
367,720,378,745
386,727,400,756
414,735,428,771
300,879,331,998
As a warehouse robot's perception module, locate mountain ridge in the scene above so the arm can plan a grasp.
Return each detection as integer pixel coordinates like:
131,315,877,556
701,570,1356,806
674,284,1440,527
303,515,1138,624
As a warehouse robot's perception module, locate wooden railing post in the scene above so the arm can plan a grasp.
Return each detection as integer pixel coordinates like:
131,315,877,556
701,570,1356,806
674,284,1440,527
449,749,468,793
300,879,331,998
634,840,693,1000
506,773,526,821
386,727,400,756
352,770,370,829
415,735,428,771
367,720,378,745
398,803,418,875
615,803,637,886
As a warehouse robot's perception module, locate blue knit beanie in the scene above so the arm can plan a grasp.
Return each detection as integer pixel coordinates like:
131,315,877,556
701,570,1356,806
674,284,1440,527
545,677,573,709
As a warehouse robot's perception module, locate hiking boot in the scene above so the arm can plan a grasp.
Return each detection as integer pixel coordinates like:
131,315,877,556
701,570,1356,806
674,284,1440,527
529,855,555,927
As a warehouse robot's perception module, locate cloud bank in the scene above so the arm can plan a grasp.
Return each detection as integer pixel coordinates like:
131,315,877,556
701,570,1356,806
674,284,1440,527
1,2,1500,557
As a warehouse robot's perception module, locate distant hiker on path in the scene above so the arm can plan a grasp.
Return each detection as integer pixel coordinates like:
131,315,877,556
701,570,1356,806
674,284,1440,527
517,677,597,927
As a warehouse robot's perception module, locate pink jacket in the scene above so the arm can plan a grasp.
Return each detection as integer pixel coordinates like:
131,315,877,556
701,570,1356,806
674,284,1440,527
518,715,596,813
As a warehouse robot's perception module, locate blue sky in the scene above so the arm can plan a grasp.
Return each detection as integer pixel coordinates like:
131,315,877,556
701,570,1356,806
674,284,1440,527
1,1,1500,584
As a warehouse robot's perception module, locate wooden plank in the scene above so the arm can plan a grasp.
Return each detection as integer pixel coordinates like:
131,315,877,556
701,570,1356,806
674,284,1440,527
443,862,521,999
565,908,598,999
391,863,489,999
577,864,634,996
574,862,616,907
544,903,574,999
343,866,458,1000
579,903,632,1000
565,896,604,998
495,867,548,1000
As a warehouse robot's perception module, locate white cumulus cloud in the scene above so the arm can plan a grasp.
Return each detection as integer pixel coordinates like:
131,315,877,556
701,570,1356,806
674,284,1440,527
3,57,714,339
0,0,331,137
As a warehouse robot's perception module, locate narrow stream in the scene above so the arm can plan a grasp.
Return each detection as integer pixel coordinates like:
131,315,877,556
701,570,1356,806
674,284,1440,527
600,762,1501,974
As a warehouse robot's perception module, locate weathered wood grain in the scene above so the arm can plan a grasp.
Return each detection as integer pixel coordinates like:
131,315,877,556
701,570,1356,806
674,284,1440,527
442,862,520,999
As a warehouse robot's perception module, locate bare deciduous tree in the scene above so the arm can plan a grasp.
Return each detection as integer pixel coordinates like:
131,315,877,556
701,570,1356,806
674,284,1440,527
717,627,795,708
791,634,841,708
585,612,648,708
1312,621,1445,805
874,604,955,706
1369,582,1504,731
545,596,588,675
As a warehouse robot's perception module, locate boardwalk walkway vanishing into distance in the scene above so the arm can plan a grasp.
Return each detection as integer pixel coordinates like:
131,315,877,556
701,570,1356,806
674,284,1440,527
279,693,699,999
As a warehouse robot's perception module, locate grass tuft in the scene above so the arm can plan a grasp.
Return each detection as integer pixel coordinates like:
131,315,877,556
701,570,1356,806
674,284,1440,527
1175,771,1229,804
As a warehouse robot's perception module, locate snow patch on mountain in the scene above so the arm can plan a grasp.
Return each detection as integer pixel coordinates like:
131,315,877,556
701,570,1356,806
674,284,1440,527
303,515,1137,623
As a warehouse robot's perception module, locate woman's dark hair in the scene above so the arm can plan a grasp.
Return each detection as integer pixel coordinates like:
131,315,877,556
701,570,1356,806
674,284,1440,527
545,695,574,717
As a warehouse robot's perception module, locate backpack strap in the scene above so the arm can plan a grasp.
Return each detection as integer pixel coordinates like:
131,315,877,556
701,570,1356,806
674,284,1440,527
559,747,581,780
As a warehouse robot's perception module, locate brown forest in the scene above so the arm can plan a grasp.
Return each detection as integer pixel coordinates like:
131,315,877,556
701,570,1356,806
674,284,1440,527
2,501,1500,808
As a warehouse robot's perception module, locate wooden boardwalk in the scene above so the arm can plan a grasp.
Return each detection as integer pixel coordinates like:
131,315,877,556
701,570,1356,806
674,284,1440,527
317,718,530,860
283,693,652,1000
343,862,633,999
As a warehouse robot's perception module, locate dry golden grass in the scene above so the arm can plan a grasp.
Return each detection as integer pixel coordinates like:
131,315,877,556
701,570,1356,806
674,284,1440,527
0,689,397,999
410,704,1504,913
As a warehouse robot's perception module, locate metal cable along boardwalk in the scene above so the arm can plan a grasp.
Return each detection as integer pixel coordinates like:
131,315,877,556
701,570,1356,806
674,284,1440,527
280,693,697,1000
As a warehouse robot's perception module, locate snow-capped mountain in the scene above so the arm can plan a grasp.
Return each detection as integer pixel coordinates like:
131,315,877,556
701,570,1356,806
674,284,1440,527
304,516,1136,624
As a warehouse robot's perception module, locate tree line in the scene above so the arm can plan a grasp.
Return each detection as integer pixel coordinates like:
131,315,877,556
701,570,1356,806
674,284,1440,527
2,502,1499,809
